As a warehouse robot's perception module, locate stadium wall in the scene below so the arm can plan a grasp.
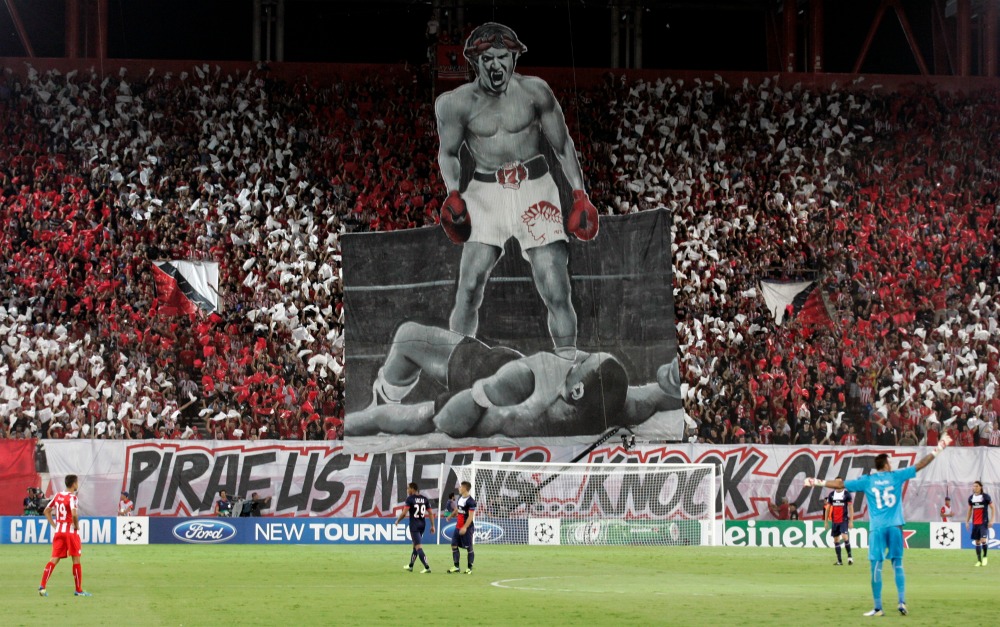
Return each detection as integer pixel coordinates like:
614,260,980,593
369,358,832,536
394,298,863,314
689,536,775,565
7,441,997,524
2,57,1000,92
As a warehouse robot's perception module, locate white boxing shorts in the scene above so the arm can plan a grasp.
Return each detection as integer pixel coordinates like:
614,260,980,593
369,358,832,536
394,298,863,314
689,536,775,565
463,159,567,257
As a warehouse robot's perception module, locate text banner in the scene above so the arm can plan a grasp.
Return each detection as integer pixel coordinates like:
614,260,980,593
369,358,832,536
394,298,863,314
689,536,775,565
41,441,1000,523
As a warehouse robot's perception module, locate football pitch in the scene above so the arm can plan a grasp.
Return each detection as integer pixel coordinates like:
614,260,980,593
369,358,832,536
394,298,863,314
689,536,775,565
1,545,992,626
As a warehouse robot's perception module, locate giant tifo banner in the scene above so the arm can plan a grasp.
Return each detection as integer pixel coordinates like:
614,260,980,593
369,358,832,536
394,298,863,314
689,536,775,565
342,22,681,451
40,441,1000,522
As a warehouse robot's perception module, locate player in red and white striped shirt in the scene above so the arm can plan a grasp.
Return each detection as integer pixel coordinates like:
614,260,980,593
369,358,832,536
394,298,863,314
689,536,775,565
39,474,91,597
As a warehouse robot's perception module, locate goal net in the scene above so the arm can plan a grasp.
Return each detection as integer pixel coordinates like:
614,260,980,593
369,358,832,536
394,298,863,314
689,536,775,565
449,462,720,546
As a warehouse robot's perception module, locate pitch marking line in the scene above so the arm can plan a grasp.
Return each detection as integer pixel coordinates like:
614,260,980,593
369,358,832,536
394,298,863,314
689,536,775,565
490,576,671,595
491,576,585,593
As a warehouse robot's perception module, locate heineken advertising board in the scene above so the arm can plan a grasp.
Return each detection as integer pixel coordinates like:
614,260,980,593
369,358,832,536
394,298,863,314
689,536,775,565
724,520,930,549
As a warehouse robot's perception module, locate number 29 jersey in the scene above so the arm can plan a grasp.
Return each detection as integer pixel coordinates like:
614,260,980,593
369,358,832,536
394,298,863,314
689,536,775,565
405,494,429,521
845,465,916,530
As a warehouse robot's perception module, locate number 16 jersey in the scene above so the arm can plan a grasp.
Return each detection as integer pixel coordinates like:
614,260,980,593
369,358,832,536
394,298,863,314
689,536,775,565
844,465,916,530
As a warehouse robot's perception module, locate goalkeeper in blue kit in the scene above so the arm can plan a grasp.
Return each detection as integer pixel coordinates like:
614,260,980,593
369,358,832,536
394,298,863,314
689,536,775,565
804,434,952,617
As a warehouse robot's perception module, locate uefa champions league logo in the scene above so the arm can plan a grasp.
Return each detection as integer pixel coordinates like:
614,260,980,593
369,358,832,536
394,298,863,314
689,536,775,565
532,521,556,544
120,520,144,542
934,525,956,548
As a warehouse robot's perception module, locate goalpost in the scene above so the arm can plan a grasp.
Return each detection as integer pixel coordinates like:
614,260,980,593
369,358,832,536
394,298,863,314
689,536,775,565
445,462,721,547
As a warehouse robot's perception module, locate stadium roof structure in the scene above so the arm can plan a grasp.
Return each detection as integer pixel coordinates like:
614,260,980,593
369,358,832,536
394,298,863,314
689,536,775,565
0,0,996,76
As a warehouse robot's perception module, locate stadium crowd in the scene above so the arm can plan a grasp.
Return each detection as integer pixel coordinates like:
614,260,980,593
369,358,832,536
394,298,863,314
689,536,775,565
0,63,997,446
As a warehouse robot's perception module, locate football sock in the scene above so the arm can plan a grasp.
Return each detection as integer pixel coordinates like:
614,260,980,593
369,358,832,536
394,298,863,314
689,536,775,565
984,544,988,557
891,558,905,604
976,545,983,561
845,541,853,558
40,562,56,588
452,548,460,567
869,560,883,609
409,550,418,567
417,548,429,568
72,564,83,594
467,550,475,568
835,543,842,562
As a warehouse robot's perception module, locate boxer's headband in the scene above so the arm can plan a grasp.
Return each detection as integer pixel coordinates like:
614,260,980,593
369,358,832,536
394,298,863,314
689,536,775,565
463,24,527,62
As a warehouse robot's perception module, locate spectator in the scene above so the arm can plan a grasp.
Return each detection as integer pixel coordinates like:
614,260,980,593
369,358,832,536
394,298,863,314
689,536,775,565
213,490,233,517
244,492,272,517
840,424,858,446
876,420,897,446
940,496,954,522
768,497,792,520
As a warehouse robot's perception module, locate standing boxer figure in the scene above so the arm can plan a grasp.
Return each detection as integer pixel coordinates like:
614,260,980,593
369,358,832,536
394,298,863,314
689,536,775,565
434,22,599,360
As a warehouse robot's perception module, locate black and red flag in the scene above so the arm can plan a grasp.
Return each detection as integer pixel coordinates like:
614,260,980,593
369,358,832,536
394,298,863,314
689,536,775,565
152,261,220,316
760,279,834,327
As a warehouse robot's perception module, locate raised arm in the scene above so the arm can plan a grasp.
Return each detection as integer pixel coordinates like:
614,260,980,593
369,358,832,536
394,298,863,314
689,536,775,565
912,450,939,472
805,435,952,490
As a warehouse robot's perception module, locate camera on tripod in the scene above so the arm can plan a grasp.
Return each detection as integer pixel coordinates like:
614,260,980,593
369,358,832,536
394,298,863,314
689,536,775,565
229,493,273,517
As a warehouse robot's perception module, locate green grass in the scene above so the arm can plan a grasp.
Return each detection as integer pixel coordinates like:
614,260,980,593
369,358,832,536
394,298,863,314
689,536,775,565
0,545,993,626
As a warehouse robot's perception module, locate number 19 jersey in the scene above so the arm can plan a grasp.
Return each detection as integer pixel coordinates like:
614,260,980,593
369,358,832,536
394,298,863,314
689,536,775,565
844,465,916,530
49,491,79,534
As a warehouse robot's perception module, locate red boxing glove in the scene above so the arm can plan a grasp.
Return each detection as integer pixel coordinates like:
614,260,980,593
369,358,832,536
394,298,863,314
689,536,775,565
567,190,599,241
440,191,471,244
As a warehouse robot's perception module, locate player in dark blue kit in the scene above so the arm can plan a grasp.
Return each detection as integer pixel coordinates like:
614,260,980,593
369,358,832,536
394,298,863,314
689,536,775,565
966,481,996,567
395,483,435,573
448,481,477,574
825,488,854,565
